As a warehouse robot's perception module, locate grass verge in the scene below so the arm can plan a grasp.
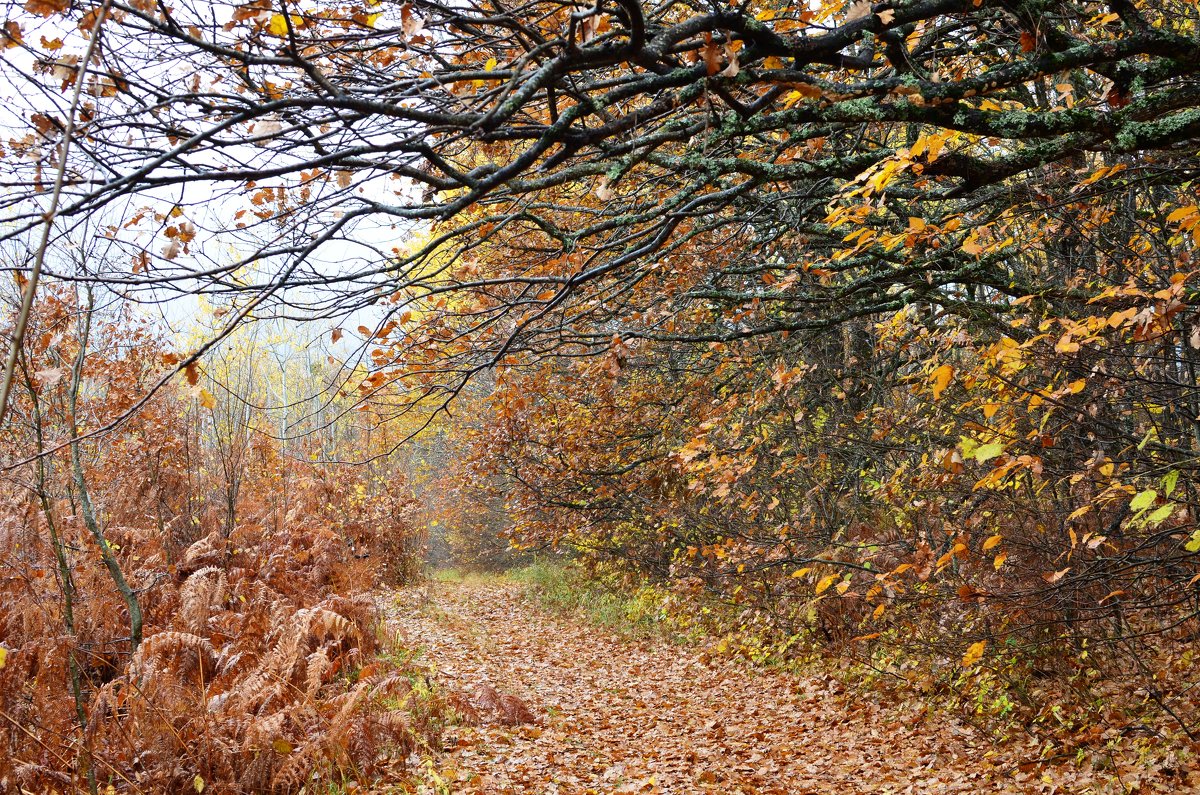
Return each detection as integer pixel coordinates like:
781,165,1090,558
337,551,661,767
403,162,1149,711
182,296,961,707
506,559,681,640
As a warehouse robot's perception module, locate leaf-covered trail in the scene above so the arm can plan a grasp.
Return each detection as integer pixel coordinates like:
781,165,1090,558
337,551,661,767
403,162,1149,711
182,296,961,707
390,580,1063,794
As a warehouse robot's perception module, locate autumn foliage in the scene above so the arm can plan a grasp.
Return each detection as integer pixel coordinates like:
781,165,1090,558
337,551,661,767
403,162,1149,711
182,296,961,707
454,172,1200,735
0,291,435,792
1,0,1200,784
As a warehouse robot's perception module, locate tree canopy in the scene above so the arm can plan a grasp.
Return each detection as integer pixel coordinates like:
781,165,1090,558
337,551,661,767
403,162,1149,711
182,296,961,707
2,0,1198,406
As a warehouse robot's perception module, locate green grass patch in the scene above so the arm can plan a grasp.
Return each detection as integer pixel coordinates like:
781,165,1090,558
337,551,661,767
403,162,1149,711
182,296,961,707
431,567,506,585
507,559,677,639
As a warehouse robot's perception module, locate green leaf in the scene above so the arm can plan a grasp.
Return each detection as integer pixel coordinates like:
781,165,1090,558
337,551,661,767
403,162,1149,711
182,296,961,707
1146,503,1174,525
973,442,1005,463
1185,529,1200,554
193,775,205,793
1163,470,1179,498
1129,489,1157,512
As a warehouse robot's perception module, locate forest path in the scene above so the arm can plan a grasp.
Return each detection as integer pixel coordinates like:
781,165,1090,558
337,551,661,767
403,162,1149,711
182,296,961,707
387,578,1053,795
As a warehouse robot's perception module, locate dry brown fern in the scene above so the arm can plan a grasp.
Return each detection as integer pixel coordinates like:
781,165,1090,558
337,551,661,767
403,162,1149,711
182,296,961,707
469,683,536,725
178,566,228,634
0,420,434,794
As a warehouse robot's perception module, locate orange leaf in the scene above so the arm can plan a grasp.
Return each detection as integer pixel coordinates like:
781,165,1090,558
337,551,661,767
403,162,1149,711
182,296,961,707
930,364,953,401
1042,567,1070,584
961,640,986,667
24,0,68,16
701,32,720,76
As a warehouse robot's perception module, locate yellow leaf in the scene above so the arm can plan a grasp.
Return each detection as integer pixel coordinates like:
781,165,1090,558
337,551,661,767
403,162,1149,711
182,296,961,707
198,388,217,410
930,364,953,400
1067,378,1087,394
815,573,838,595
1107,307,1137,328
982,534,1002,551
993,551,1007,570
872,603,885,619
790,567,811,578
484,57,497,71
1166,205,1197,224
961,640,986,668
1055,334,1080,354
193,775,205,793
268,13,289,36
272,739,293,754
0,646,7,668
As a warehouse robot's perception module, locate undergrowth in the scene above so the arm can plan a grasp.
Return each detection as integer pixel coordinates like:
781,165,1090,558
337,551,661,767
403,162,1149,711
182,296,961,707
0,297,442,794
506,559,689,642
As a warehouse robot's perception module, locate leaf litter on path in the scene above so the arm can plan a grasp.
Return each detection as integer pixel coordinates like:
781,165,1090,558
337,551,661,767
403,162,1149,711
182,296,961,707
388,580,1177,794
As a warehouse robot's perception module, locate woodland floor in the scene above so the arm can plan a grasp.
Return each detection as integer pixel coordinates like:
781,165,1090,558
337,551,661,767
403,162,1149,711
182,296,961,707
387,579,1176,795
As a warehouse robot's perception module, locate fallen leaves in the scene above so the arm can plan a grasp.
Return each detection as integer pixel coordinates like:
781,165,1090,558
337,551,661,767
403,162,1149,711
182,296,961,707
389,580,1151,795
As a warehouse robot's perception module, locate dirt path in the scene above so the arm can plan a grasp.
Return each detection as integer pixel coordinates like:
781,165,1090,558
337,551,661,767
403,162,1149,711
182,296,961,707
388,579,1101,794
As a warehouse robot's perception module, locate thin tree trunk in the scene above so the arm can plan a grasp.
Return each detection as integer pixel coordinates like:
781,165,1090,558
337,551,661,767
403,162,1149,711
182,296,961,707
19,350,97,794
68,289,143,654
